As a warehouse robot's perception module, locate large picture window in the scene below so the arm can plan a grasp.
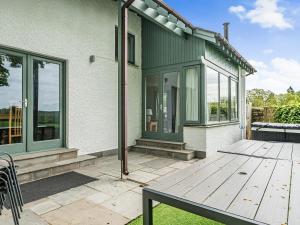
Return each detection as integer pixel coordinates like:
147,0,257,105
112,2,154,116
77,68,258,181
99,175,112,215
207,67,219,122
220,74,229,121
206,67,238,123
185,67,199,121
231,80,238,120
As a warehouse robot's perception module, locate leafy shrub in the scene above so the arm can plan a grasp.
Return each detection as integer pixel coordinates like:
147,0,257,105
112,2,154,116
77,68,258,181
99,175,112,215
274,104,300,124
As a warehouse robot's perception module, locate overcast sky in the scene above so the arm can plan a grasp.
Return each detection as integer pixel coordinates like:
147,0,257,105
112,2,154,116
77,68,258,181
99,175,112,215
164,0,300,94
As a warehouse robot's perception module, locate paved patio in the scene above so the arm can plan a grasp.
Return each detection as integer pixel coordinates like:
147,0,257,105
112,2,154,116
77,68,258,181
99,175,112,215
0,152,200,225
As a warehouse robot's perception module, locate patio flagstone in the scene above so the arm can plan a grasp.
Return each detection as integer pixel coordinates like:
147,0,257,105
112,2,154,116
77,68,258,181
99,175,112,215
85,175,138,196
125,170,160,183
0,209,49,225
101,191,143,220
49,185,98,206
29,199,61,216
85,192,112,204
42,199,129,225
140,158,177,169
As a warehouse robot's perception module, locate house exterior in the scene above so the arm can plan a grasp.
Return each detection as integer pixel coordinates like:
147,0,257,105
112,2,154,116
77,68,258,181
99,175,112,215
0,0,255,158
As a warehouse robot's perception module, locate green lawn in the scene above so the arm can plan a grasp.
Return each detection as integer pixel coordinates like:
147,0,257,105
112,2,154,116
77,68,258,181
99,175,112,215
128,204,223,225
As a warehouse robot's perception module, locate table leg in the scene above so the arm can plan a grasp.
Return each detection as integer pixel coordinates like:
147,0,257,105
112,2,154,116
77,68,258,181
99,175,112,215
143,193,153,225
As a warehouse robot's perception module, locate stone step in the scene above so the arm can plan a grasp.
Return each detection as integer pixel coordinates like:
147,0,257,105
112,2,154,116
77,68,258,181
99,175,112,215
132,145,195,161
17,155,96,184
136,138,186,150
13,148,78,168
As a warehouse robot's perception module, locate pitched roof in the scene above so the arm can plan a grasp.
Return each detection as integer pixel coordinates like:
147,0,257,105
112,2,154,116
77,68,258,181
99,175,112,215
129,0,256,73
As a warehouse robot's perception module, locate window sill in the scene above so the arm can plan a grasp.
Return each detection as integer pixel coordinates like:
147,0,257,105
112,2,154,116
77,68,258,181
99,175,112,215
115,59,139,68
184,121,240,128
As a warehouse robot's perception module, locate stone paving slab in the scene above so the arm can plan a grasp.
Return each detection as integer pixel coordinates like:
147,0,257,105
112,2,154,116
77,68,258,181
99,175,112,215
49,185,98,205
125,170,160,183
86,175,138,196
140,158,177,169
0,209,49,225
102,191,143,220
29,199,61,216
42,199,129,225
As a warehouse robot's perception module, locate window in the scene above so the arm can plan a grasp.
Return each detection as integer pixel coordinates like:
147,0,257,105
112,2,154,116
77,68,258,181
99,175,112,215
185,67,199,121
231,80,238,120
220,74,229,121
115,27,135,64
207,67,219,123
206,67,235,123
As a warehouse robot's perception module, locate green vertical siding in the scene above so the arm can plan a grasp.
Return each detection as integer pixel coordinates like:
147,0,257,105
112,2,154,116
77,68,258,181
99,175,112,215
142,19,205,70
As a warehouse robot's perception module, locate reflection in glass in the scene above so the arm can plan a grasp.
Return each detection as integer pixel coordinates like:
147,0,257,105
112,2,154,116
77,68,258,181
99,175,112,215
207,67,219,122
186,67,199,121
145,75,160,132
33,60,60,141
0,53,23,145
220,74,229,121
163,72,180,134
231,81,238,120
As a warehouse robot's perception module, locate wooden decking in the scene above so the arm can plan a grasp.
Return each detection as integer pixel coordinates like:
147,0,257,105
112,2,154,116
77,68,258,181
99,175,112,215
144,140,300,225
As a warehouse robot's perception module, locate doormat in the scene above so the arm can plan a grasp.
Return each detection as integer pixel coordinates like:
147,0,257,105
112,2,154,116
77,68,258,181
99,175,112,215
5,171,98,207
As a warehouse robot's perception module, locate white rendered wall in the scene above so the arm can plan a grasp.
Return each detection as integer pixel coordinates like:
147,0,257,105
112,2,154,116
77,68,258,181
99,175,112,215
0,0,142,154
184,124,242,157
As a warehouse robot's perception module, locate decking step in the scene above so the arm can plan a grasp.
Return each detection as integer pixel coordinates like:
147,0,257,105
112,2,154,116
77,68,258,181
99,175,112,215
132,145,195,161
136,139,186,150
17,155,96,184
13,148,78,168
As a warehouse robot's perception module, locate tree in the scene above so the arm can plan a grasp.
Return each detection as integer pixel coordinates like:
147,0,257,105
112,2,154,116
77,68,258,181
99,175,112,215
246,89,277,107
287,86,295,94
0,54,22,87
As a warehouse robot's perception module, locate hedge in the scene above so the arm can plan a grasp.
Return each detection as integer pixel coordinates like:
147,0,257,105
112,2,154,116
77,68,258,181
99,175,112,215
274,104,300,124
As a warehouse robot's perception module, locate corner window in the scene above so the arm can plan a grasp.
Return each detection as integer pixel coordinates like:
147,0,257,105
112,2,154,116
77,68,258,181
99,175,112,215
207,67,219,123
220,74,229,121
115,27,135,65
206,67,236,123
185,67,199,121
231,80,238,120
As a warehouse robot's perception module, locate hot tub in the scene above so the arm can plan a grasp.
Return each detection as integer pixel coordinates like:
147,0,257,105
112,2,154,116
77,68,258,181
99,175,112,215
251,122,300,143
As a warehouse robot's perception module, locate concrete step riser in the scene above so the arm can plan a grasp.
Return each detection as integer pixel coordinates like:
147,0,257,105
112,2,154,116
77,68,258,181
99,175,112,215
15,151,78,168
136,140,185,150
132,146,194,161
17,158,96,184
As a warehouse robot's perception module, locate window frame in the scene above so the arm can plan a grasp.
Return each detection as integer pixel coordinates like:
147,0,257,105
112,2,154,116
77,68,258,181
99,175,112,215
205,66,239,124
115,26,136,65
183,65,201,124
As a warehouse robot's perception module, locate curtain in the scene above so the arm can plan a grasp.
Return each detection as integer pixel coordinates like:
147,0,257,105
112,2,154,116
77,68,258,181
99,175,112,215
186,68,198,121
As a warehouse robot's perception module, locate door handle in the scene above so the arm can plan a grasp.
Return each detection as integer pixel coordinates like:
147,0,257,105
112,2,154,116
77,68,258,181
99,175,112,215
23,99,28,108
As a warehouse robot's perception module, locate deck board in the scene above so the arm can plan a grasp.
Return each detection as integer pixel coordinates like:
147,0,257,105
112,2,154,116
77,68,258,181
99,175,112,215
278,143,293,160
204,157,263,211
288,160,300,225
146,140,298,225
255,160,292,225
227,159,277,219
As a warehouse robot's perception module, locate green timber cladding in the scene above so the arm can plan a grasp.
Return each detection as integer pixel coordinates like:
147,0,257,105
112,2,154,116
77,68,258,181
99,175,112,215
142,19,205,69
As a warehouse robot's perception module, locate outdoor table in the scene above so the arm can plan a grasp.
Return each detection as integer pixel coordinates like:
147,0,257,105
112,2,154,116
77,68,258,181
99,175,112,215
143,140,300,225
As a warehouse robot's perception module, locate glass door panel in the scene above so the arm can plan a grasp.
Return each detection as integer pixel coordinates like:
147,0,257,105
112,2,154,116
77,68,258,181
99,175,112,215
28,57,63,151
162,72,180,134
145,75,160,134
0,51,26,153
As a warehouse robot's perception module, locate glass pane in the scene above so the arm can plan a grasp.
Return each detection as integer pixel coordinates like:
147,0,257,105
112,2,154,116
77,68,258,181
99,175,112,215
207,67,219,122
231,80,238,120
33,60,60,141
145,75,160,133
186,67,199,121
0,53,23,145
220,74,229,121
163,72,180,134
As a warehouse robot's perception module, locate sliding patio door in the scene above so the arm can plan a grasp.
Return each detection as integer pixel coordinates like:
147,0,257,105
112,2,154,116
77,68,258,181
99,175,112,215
143,70,182,141
0,48,64,154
